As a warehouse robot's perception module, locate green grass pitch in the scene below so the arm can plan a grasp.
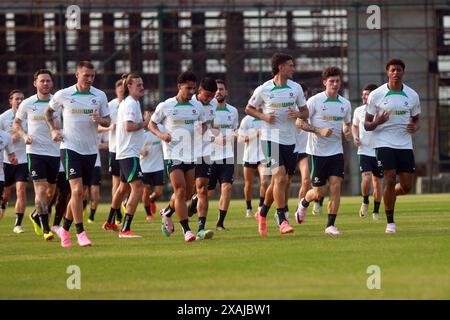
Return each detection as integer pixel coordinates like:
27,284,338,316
0,194,449,299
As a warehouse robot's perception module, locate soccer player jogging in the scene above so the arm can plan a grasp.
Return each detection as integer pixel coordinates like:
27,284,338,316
187,77,217,240
0,90,27,234
245,52,308,237
149,71,205,242
103,73,149,238
0,130,18,220
207,79,239,231
105,79,126,224
140,107,164,221
295,67,352,236
238,113,268,218
14,69,61,241
46,61,111,247
364,59,420,234
352,84,383,220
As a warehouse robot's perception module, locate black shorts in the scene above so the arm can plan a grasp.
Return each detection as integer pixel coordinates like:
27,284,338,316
142,170,164,186
27,154,60,183
56,171,70,191
109,152,120,177
119,157,143,183
296,152,308,163
243,161,261,169
89,166,102,186
165,160,195,176
4,163,29,187
310,153,344,187
359,155,384,178
375,147,415,174
208,161,234,190
195,157,212,179
263,141,297,176
61,149,97,185
0,181,4,200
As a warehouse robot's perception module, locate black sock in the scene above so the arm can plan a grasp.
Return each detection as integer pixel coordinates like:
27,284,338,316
82,200,87,210
121,214,134,232
217,210,227,227
386,210,394,224
260,204,270,218
63,218,73,231
164,205,175,218
1,203,5,210
144,206,152,216
116,208,123,222
301,198,310,208
259,197,265,207
39,214,51,233
180,219,191,234
75,222,84,234
363,196,369,204
31,210,41,225
246,201,252,210
188,194,198,215
327,214,337,227
198,216,206,231
15,213,24,226
107,208,117,224
318,197,324,206
53,209,64,226
284,205,289,212
277,207,287,224
374,201,381,213
89,208,96,220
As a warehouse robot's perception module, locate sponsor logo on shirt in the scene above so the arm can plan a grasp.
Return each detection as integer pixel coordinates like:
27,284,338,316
71,108,95,115
271,102,294,108
172,119,195,125
388,110,408,116
32,116,46,121
322,116,344,121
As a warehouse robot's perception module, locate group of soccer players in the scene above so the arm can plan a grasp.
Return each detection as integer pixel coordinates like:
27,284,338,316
0,52,420,246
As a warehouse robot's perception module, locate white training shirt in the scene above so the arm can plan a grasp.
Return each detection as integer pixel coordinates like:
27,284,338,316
15,94,60,157
0,130,14,181
353,105,375,157
115,95,144,160
108,98,120,153
49,85,110,155
210,103,239,161
238,115,265,163
248,79,306,145
140,128,164,173
151,97,205,163
0,109,27,164
366,83,421,150
306,91,352,157
191,95,217,158
294,129,308,154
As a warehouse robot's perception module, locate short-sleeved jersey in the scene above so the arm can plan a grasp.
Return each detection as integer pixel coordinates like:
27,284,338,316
210,103,239,161
0,109,27,164
49,85,110,155
306,91,352,157
108,98,120,153
0,130,14,181
366,83,421,150
151,97,205,163
16,94,61,157
248,79,306,145
140,128,164,173
116,95,144,160
192,95,217,158
353,105,375,157
238,115,265,163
